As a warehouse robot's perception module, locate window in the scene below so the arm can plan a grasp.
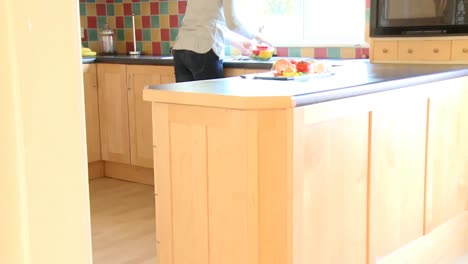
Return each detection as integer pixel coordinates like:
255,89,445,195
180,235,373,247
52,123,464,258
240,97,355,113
238,0,366,47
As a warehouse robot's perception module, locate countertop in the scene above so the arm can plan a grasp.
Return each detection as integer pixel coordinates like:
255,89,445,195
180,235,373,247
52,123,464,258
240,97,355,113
82,54,313,69
143,60,468,109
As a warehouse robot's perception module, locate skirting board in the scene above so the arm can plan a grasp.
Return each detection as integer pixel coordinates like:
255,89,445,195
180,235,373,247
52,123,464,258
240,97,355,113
104,161,154,186
88,161,105,179
377,211,468,264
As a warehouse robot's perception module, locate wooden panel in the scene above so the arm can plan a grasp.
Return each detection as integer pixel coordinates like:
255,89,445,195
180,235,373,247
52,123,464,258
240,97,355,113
127,65,162,168
293,106,368,264
422,40,451,61
97,63,131,164
224,68,245,77
372,41,398,61
257,109,292,264
83,64,101,163
377,211,468,264
398,40,424,61
451,40,468,61
88,161,104,179
426,78,468,232
104,161,154,185
369,97,427,264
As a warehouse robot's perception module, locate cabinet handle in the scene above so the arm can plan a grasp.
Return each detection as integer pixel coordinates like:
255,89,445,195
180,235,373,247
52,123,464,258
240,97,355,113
433,48,439,53
407,49,413,54
463,48,468,53
382,48,388,54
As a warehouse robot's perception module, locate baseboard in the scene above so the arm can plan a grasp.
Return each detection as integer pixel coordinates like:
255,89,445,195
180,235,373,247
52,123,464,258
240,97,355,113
378,211,468,264
88,161,105,179
104,161,154,186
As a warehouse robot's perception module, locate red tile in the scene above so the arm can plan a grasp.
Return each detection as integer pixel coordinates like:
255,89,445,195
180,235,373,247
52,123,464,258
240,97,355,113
126,42,135,53
314,48,327,58
362,48,370,58
136,29,142,41
150,2,159,15
124,3,132,16
160,28,170,41
142,16,151,28
82,29,88,41
152,42,162,55
132,0,139,2
80,0,85,2
116,16,124,28
106,0,114,3
96,4,106,16
178,1,187,14
169,15,179,28
275,47,289,57
366,0,370,8
87,16,97,28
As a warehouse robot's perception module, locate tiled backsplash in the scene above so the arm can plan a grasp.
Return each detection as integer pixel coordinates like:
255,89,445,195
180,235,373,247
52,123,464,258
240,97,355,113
80,0,370,59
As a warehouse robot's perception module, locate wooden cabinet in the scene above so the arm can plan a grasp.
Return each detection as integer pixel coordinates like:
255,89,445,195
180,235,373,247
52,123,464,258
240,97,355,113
146,76,468,264
127,65,175,168
425,78,468,232
371,37,468,63
97,64,130,164
97,63,175,169
82,64,101,163
224,68,270,77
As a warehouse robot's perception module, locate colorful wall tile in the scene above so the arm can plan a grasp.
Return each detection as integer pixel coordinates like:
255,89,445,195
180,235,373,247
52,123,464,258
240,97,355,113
80,0,370,58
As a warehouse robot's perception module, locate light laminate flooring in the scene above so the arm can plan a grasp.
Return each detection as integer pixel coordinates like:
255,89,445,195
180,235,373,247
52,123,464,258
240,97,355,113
89,177,156,264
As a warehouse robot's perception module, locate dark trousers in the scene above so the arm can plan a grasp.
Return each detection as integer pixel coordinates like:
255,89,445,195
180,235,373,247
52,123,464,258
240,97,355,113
173,49,224,83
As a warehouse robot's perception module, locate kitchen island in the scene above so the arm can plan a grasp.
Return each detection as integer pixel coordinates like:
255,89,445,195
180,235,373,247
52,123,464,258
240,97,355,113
143,60,468,264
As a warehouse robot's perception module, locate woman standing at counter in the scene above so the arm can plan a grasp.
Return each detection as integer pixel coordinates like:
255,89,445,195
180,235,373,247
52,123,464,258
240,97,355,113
172,0,269,82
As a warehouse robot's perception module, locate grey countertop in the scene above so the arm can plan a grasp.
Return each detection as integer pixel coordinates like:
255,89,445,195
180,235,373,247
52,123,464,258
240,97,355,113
145,60,468,107
83,54,315,69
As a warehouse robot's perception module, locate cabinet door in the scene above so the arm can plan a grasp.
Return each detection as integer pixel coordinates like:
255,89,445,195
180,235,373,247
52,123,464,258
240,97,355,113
83,64,101,162
97,63,131,164
127,65,175,168
426,78,468,232
369,96,427,264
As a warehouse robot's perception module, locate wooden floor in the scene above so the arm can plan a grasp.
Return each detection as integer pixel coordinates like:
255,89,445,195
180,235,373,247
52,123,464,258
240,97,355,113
89,177,156,264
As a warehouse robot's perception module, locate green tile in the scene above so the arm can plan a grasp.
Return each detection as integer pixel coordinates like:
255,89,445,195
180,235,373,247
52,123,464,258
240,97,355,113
82,41,89,48
178,15,184,26
85,0,95,3
365,9,370,24
151,16,160,28
137,42,143,51
161,41,171,55
170,28,178,41
88,29,98,41
143,29,152,41
132,3,141,15
97,16,107,29
224,46,232,56
288,47,301,57
79,3,86,16
116,29,125,41
114,0,122,3
124,16,133,28
327,47,341,58
141,0,150,2
106,4,114,16
159,2,168,14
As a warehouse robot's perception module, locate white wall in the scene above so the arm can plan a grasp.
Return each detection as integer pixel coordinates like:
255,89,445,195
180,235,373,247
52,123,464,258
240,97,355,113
0,0,93,263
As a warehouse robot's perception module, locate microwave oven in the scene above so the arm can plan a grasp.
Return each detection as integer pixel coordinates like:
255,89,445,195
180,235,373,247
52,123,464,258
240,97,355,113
370,0,468,37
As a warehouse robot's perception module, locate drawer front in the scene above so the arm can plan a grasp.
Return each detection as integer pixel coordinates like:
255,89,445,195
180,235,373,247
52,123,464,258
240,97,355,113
398,41,424,61
422,40,451,61
373,41,398,61
451,40,468,61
